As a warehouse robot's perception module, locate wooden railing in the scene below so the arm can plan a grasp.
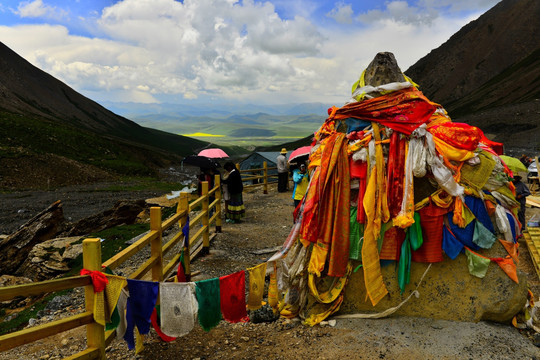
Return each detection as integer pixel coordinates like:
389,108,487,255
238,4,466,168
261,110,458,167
238,161,279,194
0,175,222,359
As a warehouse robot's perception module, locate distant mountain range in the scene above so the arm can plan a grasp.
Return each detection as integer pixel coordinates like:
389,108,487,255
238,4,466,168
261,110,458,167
0,0,537,190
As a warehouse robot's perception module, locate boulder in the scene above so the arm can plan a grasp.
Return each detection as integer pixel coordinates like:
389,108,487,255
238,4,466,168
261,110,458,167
0,200,64,276
16,236,83,281
338,240,527,323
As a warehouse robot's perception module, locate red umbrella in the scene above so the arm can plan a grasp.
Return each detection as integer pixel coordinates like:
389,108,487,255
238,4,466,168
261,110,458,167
288,145,312,163
198,148,229,158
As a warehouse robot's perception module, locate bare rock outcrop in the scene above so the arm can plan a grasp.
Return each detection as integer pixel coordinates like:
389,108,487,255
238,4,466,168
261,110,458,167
0,200,64,276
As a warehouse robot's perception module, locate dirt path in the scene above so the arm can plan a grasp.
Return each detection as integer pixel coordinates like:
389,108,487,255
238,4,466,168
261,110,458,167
1,184,540,359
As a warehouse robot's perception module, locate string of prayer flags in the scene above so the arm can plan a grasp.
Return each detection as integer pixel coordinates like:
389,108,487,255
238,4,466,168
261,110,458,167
159,282,198,337
219,271,249,323
247,262,267,310
195,278,221,331
124,279,159,350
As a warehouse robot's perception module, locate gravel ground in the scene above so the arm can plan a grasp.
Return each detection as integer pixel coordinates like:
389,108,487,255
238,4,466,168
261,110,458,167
1,183,540,359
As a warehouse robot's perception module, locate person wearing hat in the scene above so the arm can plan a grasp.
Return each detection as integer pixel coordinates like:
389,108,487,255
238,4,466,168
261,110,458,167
513,173,531,232
277,148,289,192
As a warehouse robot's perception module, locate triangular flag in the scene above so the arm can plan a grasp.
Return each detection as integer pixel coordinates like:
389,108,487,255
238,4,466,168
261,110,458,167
442,225,463,260
472,220,497,249
247,262,267,310
159,282,198,337
493,257,519,284
465,248,490,278
220,271,249,323
499,239,519,264
195,278,221,331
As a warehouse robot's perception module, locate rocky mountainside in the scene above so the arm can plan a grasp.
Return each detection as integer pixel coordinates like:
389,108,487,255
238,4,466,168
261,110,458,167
0,42,211,189
405,0,539,153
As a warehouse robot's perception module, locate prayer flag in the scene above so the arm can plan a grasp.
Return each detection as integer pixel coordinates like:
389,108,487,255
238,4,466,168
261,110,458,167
247,263,267,310
493,257,519,284
159,282,198,337
499,239,519,264
465,249,490,278
124,279,159,350
151,307,176,342
220,271,249,323
195,278,221,331
442,225,463,260
472,221,496,249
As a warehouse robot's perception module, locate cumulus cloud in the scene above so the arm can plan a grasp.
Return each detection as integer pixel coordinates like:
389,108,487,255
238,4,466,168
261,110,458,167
326,2,354,24
14,0,68,21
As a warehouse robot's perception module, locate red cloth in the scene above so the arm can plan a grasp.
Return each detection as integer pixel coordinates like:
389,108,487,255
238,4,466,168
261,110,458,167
353,160,368,223
80,269,108,293
379,226,406,261
429,122,482,151
332,87,437,135
411,202,450,263
219,271,249,323
151,308,177,342
386,132,406,218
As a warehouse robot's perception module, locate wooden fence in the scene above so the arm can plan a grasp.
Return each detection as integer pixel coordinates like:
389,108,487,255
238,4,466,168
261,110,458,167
238,161,279,194
0,175,224,359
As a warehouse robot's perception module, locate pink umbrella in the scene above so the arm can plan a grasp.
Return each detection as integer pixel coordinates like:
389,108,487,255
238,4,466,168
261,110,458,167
288,145,312,163
198,148,229,158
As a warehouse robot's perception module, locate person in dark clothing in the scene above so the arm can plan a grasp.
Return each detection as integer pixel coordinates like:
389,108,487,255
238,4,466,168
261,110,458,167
223,162,245,223
513,174,531,231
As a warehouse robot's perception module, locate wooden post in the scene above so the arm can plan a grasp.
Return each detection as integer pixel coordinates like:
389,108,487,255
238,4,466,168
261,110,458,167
202,181,210,255
150,207,164,282
263,161,268,194
82,238,105,359
214,174,222,232
178,192,191,281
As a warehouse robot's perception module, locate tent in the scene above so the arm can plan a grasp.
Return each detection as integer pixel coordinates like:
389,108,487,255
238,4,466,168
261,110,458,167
239,151,291,183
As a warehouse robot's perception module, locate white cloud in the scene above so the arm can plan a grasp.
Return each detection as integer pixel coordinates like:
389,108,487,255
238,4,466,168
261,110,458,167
357,1,438,26
14,0,68,21
326,2,354,24
0,0,500,106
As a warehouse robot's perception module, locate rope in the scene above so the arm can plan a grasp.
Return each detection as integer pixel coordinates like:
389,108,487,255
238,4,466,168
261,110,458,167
332,263,432,320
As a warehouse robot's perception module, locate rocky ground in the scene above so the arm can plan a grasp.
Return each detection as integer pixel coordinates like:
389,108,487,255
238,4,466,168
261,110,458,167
1,182,540,359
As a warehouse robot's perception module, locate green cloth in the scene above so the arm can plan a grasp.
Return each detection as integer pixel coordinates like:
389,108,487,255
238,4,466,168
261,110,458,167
473,220,496,249
398,231,411,294
409,212,423,251
349,207,363,260
195,278,221,331
465,248,490,278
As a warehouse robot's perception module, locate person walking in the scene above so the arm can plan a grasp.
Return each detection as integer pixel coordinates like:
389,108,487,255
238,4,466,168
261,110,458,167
223,161,245,223
513,174,531,231
292,163,309,208
277,148,288,192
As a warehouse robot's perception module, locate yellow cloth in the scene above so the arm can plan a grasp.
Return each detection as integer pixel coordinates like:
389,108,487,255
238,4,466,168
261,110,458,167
362,169,389,306
93,274,127,326
247,262,267,310
268,263,278,312
308,263,352,304
135,327,144,354
432,135,476,162
393,141,415,228
460,151,496,190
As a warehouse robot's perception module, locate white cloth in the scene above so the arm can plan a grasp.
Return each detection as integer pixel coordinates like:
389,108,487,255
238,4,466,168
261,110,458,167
159,282,198,338
277,154,288,173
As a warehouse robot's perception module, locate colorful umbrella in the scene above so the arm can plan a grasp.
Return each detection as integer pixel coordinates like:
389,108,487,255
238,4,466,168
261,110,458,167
288,146,312,163
198,148,229,158
499,155,528,174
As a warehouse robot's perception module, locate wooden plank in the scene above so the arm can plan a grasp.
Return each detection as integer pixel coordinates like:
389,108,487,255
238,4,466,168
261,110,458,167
0,312,93,352
162,210,185,231
0,276,90,302
102,231,157,270
63,347,100,360
130,256,159,280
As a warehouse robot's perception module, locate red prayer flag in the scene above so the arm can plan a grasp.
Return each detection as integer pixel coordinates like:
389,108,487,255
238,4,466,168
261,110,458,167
219,271,249,323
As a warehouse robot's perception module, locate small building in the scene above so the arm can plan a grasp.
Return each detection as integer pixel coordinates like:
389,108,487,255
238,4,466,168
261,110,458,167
239,151,291,184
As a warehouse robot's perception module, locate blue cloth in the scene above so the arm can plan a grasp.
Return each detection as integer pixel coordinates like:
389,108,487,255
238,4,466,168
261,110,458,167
124,279,159,350
346,118,371,133
182,216,190,247
464,195,494,233
447,213,479,250
442,225,464,259
506,212,517,242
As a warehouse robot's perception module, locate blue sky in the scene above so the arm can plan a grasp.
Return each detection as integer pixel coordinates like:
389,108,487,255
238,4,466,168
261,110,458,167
0,0,501,107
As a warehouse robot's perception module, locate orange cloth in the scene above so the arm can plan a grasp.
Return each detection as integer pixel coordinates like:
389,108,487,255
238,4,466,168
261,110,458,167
331,87,438,135
306,133,351,277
